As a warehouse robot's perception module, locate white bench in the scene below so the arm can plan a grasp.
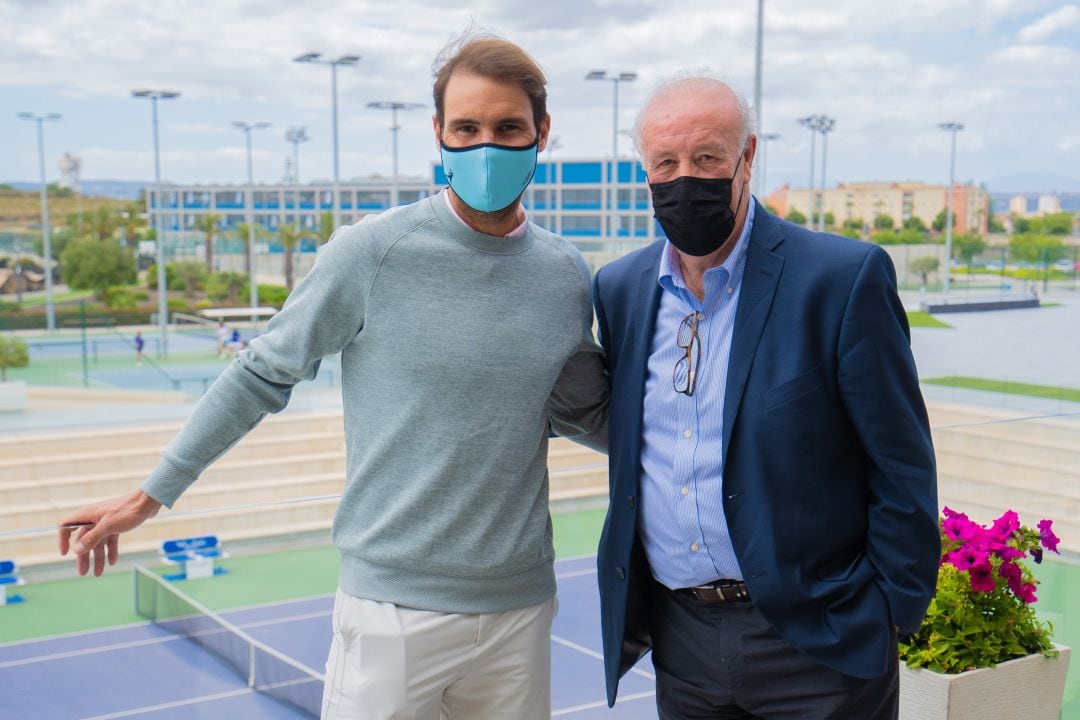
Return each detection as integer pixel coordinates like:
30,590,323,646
160,535,229,581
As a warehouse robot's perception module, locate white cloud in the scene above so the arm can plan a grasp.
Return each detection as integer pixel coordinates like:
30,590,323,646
1018,4,1080,43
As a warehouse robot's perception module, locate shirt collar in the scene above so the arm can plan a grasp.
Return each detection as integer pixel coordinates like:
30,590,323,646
442,189,529,238
658,196,756,300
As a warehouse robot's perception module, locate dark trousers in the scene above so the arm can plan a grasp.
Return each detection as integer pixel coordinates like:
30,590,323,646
647,580,898,720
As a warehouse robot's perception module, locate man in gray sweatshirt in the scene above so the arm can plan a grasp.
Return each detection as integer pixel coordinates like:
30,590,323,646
59,34,608,719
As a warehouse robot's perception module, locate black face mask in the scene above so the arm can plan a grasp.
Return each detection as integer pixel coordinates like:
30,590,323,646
649,156,745,257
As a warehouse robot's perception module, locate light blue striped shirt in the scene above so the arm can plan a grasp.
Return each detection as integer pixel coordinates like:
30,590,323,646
639,200,755,590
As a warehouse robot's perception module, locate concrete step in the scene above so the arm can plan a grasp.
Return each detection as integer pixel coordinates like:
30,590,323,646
0,432,345,485
3,473,347,531
0,410,344,457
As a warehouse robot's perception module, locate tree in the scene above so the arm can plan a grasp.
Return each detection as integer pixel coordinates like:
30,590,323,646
909,256,940,288
932,208,957,232
988,214,1006,234
85,205,120,242
195,213,223,273
1012,216,1032,233
0,336,29,381
902,216,928,233
171,260,207,299
276,222,307,290
315,210,336,245
119,202,146,257
1040,213,1073,236
205,271,248,305
1009,234,1066,265
60,238,136,299
232,222,269,277
785,208,807,225
873,214,895,231
952,233,986,268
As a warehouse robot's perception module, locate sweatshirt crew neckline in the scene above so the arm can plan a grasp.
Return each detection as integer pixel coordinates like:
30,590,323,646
429,192,534,256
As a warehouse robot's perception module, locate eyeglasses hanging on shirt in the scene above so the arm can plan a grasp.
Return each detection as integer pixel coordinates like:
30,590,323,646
673,311,703,397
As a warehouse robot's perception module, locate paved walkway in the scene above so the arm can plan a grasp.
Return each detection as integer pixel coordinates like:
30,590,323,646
3,290,1078,436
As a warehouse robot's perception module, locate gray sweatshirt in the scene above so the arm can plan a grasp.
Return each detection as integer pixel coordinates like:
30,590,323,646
140,193,608,613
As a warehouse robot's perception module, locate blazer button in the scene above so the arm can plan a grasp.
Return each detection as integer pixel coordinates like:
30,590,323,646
615,567,626,580
627,495,635,508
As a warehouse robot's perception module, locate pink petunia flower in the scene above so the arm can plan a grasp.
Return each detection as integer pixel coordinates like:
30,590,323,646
1038,519,1061,554
990,510,1020,540
969,561,996,593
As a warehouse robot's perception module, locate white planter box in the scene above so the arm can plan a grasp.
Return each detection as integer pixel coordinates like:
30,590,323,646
0,380,26,413
900,644,1070,720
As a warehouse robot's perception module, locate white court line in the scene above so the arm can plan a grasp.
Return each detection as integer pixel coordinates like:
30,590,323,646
552,690,656,717
551,635,655,680
0,591,335,650
0,610,331,669
555,567,597,580
79,687,257,720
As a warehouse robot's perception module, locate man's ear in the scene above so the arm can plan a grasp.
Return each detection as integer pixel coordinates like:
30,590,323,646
537,113,552,153
432,114,442,153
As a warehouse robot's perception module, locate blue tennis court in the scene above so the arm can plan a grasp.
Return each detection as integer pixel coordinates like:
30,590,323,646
0,556,656,719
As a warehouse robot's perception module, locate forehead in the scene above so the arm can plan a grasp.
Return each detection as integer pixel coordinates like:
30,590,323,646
442,71,533,119
639,91,742,156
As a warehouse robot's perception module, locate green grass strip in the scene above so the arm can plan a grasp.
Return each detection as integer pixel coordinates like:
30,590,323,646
907,311,951,328
923,376,1080,402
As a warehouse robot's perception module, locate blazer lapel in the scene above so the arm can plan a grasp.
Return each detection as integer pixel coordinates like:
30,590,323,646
621,245,664,482
722,207,785,454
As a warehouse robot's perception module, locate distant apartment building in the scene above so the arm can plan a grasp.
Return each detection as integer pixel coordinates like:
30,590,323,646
1009,194,1029,216
766,181,990,235
1037,194,1062,215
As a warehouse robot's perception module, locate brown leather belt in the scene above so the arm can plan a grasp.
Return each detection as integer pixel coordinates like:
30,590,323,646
679,580,751,604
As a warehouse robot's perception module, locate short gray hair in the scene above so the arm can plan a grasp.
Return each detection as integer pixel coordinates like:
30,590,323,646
632,72,754,154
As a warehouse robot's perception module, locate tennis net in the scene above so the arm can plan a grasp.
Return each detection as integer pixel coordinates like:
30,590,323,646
134,566,324,718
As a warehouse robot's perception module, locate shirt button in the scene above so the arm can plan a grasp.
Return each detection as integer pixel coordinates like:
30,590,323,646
690,543,700,553
683,428,692,439
680,487,689,496
727,287,734,295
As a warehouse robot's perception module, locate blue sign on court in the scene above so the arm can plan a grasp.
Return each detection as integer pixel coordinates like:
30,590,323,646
161,536,218,554
0,560,16,576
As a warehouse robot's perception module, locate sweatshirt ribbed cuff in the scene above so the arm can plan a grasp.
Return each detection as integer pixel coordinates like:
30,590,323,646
139,455,199,509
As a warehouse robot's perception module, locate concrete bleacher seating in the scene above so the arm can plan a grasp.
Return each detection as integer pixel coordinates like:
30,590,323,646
4,398,1073,570
928,400,1080,547
0,410,607,568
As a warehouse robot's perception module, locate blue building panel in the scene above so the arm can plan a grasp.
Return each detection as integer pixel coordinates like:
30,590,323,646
433,166,448,185
618,161,647,183
534,164,549,184
561,162,602,184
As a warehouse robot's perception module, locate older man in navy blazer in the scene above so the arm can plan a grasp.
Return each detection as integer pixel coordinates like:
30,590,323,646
593,76,939,719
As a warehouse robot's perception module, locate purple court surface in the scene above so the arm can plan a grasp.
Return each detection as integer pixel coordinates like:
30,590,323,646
0,556,657,719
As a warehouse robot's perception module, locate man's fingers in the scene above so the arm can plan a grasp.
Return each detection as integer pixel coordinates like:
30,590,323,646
76,549,90,577
73,524,102,555
107,535,119,566
93,543,106,577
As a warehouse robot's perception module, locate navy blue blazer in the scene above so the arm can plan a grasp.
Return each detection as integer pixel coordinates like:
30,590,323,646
592,202,939,706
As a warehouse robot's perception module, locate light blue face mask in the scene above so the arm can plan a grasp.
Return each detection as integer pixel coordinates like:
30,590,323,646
440,138,539,213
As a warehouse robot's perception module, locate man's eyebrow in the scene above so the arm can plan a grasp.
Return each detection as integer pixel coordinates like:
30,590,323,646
446,114,529,127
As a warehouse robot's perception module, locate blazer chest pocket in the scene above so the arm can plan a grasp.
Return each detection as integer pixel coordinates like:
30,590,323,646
762,365,825,410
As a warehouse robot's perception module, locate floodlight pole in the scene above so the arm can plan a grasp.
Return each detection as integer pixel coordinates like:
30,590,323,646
133,90,180,356
368,101,425,208
939,122,964,294
233,121,271,318
294,53,361,233
817,116,835,232
587,70,637,241
17,111,61,333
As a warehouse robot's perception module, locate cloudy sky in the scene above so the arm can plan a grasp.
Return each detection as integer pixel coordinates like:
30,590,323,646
2,0,1079,194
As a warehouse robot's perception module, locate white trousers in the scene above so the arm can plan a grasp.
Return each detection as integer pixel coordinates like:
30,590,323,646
320,589,556,720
